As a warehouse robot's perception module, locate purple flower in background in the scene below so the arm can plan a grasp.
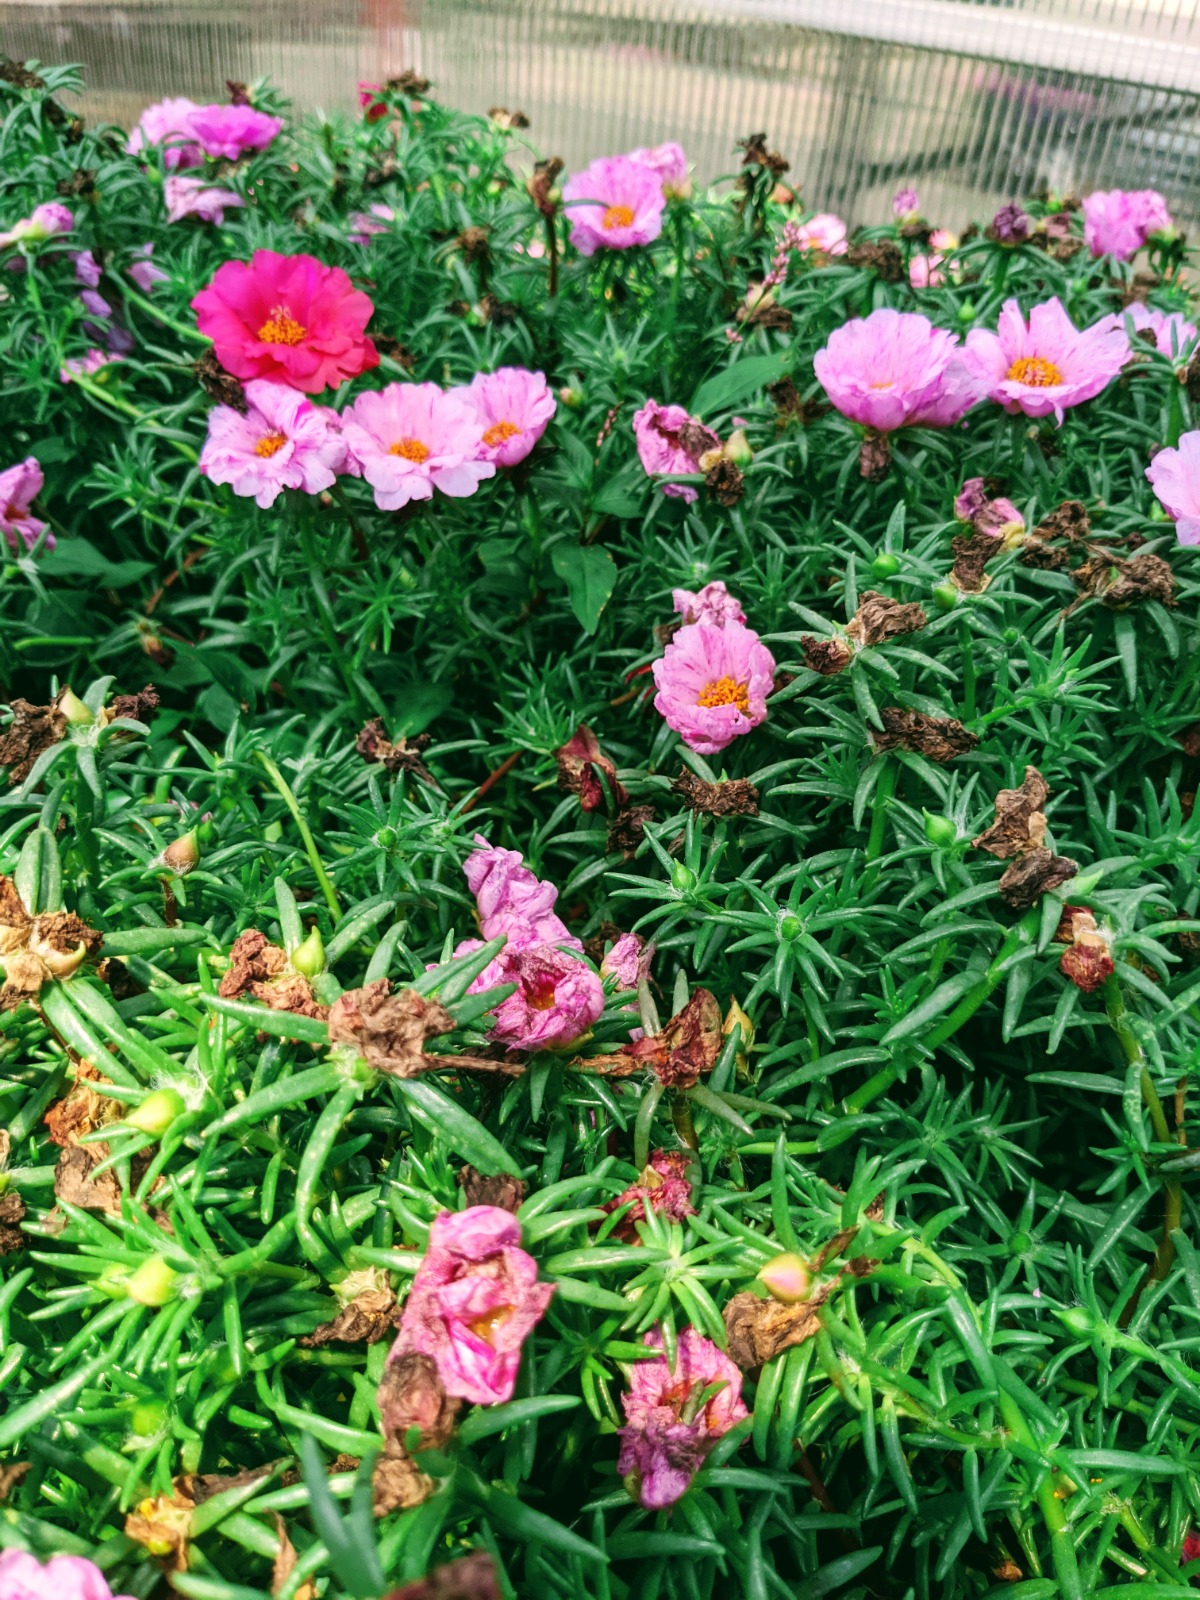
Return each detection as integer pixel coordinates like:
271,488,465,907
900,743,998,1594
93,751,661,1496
127,96,204,169
1097,301,1198,363
1082,188,1172,260
129,244,170,293
562,155,667,255
963,297,1130,422
349,203,395,244
629,141,691,199
79,288,113,320
893,186,920,219
991,203,1030,244
0,202,73,250
72,249,102,287
814,308,982,432
188,102,283,160
60,348,118,384
1146,430,1200,545
652,620,776,755
164,176,244,225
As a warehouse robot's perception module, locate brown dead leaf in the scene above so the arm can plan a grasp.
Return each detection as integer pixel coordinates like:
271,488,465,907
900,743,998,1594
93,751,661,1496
0,1188,27,1254
272,1514,316,1600
871,709,979,764
607,803,656,860
0,698,66,784
382,1553,501,1600
125,1487,194,1571
458,1166,526,1211
972,767,1050,860
53,1143,123,1214
847,592,928,649
997,848,1079,910
555,725,628,812
575,988,722,1087
670,771,759,817
356,719,435,784
299,1286,398,1348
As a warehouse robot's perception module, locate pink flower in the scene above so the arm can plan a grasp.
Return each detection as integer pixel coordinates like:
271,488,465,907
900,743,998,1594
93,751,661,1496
357,82,390,123
1098,301,1198,362
191,250,379,394
129,243,169,293
59,348,117,384
464,834,577,949
349,204,395,244
462,939,604,1051
562,156,667,255
629,141,691,199
652,620,775,755
72,249,101,287
814,308,982,432
127,97,204,169
164,175,244,225
0,202,73,250
463,368,557,467
893,187,920,219
0,457,51,552
633,400,717,503
388,1206,554,1405
794,213,848,255
909,253,944,288
602,1150,694,1241
188,103,282,160
672,580,745,628
79,288,113,319
617,1328,748,1509
601,932,645,989
199,379,347,508
954,477,1024,539
1082,188,1172,260
963,297,1129,423
340,382,494,510
1146,430,1200,546
0,1550,135,1600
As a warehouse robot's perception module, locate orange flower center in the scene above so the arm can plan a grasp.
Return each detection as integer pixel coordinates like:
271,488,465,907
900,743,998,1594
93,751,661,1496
602,204,636,231
254,431,287,459
1006,355,1062,387
697,676,750,713
525,971,559,1010
256,306,307,346
388,437,431,463
467,1305,514,1344
482,420,521,447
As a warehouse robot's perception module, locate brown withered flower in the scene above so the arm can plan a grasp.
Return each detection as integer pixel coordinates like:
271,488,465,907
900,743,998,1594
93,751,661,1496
56,168,97,202
608,802,656,860
858,433,892,483
193,349,247,412
0,696,66,784
220,929,326,1021
356,718,435,784
705,458,745,506
382,1552,501,1600
527,157,563,218
724,1255,875,1370
1057,906,1115,992
0,1187,27,1255
670,770,759,817
387,70,431,96
327,980,511,1076
458,1165,526,1211
125,1487,195,1571
574,988,722,1087
0,58,47,90
736,132,789,178
105,684,160,726
847,591,927,649
766,378,828,428
801,635,853,676
972,767,1050,859
1035,499,1091,543
300,1268,398,1348
374,335,417,369
871,709,979,764
378,1350,462,1454
555,724,628,812
488,107,530,130
0,873,101,1010
226,79,251,104
1070,550,1177,610
996,849,1079,910
847,240,905,283
950,534,997,594
457,225,490,263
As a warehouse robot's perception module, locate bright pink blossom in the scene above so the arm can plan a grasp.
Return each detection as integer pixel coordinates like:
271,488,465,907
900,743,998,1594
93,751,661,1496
199,379,347,508
1146,430,1200,546
814,308,982,433
601,932,645,989
0,202,73,250
633,400,717,503
0,1551,135,1600
188,103,282,160
617,1328,748,1509
388,1206,554,1405
127,97,204,168
629,142,691,199
349,203,395,244
1098,301,1198,362
464,834,578,949
340,382,494,509
191,250,379,394
652,620,775,755
460,939,604,1051
794,213,848,255
963,297,1129,423
463,368,557,467
1082,188,1171,260
562,155,666,255
0,457,51,552
357,82,390,122
672,580,746,628
164,175,244,225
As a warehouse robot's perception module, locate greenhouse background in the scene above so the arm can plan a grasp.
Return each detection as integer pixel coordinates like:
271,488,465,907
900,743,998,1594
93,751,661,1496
3,0,1200,227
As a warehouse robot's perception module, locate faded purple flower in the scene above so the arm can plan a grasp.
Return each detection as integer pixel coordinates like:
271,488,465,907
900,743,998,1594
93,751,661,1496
72,249,102,287
129,244,170,293
59,348,117,384
459,938,605,1051
892,187,920,219
601,1149,695,1241
1146,429,1200,546
652,620,776,755
963,297,1130,423
672,580,746,629
463,833,578,950
814,308,983,432
349,203,395,244
601,932,645,989
991,203,1030,244
562,155,667,255
79,288,113,320
629,141,691,199
954,477,1024,538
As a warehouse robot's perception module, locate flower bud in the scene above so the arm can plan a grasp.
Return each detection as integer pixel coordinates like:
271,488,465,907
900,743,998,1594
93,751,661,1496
159,828,199,876
758,1252,811,1304
126,1256,178,1307
923,811,957,848
871,552,900,578
130,1398,168,1437
779,915,802,941
558,385,584,409
290,924,326,978
1057,1305,1097,1339
375,825,398,849
957,301,976,323
128,1088,186,1137
724,429,754,468
58,686,93,725
932,581,959,612
670,863,697,894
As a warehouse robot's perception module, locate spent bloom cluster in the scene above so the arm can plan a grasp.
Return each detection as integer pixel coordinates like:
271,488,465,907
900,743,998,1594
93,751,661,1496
1082,187,1172,259
632,400,716,503
955,478,1026,541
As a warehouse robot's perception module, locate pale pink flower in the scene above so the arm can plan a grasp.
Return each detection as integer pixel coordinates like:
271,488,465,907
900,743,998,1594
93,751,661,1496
340,382,494,510
0,456,51,551
629,141,691,199
463,368,557,467
814,308,983,432
633,400,717,503
893,187,920,220
1146,430,1200,546
929,228,958,252
0,202,73,250
59,348,117,384
652,620,775,755
164,175,244,225
1097,301,1198,363
188,103,282,160
459,939,604,1051
0,1551,135,1600
672,580,746,628
349,203,395,244
909,254,943,288
793,213,848,255
617,1328,748,1509
601,932,645,989
199,379,347,508
562,155,667,255
1082,189,1172,260
954,477,1024,538
387,1206,554,1405
463,833,577,949
126,97,204,169
129,243,169,293
963,297,1130,423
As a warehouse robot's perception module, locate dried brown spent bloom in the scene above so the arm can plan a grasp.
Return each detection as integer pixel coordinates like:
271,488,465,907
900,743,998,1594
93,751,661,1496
858,433,892,482
378,1350,463,1454
705,458,746,506
327,980,511,1076
997,848,1079,910
800,635,853,676
0,697,66,784
219,929,326,1020
44,1059,117,1147
847,240,905,283
382,1551,501,1600
555,724,628,812
105,684,161,724
457,225,490,262
0,1461,31,1501
387,70,431,96
871,709,979,764
458,1165,527,1211
527,157,564,218
194,349,248,411
1058,907,1115,991
0,873,101,1009
0,58,47,90
0,1188,27,1254
272,1514,316,1600
670,770,759,817
575,988,722,1087
766,378,828,428
488,106,530,129
846,591,928,649
1071,550,1177,610
1019,539,1070,571
355,718,435,784
1034,499,1091,543
723,1285,833,1368
125,1487,195,1571
226,79,251,104
950,534,998,594
608,802,656,860
374,335,416,369
972,767,1050,860
299,1281,398,1347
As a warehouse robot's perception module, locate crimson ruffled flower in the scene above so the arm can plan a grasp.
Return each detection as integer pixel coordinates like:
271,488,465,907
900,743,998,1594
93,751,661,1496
191,249,379,394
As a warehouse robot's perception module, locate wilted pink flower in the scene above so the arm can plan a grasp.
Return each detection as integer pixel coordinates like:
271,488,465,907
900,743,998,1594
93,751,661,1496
340,382,494,510
991,203,1030,244
672,580,746,628
893,187,920,219
164,175,244,225
1082,188,1172,260
601,932,645,989
652,620,776,755
199,379,347,508
1146,430,1200,546
388,1206,554,1405
909,253,944,288
129,243,169,293
814,308,982,432
633,400,717,503
617,1328,748,1509
188,103,282,160
954,477,1024,539
629,141,691,199
794,213,848,255
562,155,667,255
0,1551,135,1600
461,939,604,1051
357,81,390,122
192,250,379,394
463,834,577,949
349,203,395,244
0,202,73,250
963,297,1129,423
1097,301,1198,362
602,1149,694,1241
59,348,117,384
463,368,557,467
72,249,102,287
127,97,204,169
0,456,50,552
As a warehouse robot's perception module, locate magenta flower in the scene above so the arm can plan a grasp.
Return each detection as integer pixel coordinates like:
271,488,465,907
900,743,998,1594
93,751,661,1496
340,382,494,510
349,203,395,244
602,1150,694,1241
0,457,51,552
464,833,578,949
794,213,848,255
199,379,347,509
633,400,717,503
1082,188,1171,260
0,1550,135,1600
0,202,73,250
188,103,283,160
164,175,244,225
59,348,117,384
1146,430,1200,545
629,141,691,199
814,308,982,433
562,156,667,255
357,82,390,123
601,932,645,989
954,478,1024,539
462,368,557,467
388,1206,554,1405
672,580,746,628
129,244,169,293
652,620,775,755
127,97,204,169
460,939,604,1051
617,1328,748,1509
963,297,1129,423
1098,301,1198,362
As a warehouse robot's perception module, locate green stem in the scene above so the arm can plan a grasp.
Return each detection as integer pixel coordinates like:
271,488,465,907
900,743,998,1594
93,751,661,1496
66,373,200,464
121,282,211,346
865,760,897,866
959,619,976,722
298,511,367,719
999,1392,1083,1600
254,751,342,920
294,1081,359,1274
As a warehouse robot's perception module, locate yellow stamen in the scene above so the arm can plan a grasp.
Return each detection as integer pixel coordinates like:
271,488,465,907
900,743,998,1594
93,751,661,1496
388,437,431,463
1007,355,1062,387
467,1305,514,1344
256,306,306,346
697,676,750,713
254,431,287,458
602,204,636,231
482,420,521,447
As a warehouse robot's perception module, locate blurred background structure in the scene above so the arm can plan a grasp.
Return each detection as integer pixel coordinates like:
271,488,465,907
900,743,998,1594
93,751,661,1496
3,0,1199,226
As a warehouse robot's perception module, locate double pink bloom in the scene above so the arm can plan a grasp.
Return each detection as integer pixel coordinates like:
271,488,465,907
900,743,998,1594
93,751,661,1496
199,380,347,508
618,1328,748,1509
814,308,983,432
127,96,281,167
1146,430,1200,546
0,201,73,251
1082,188,1171,260
0,1551,133,1600
563,154,668,255
652,584,775,755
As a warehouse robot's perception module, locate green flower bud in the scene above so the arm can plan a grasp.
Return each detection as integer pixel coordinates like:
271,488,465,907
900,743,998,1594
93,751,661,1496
671,863,697,894
375,825,398,849
159,828,199,876
932,581,959,612
957,300,976,323
871,552,901,578
96,1264,131,1299
923,811,957,848
558,386,584,409
1149,502,1169,522
130,1398,168,1437
724,429,754,468
58,686,93,726
758,1252,811,1304
291,925,326,978
128,1088,187,1138
1057,1305,1096,1339
779,915,802,941
126,1256,178,1307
